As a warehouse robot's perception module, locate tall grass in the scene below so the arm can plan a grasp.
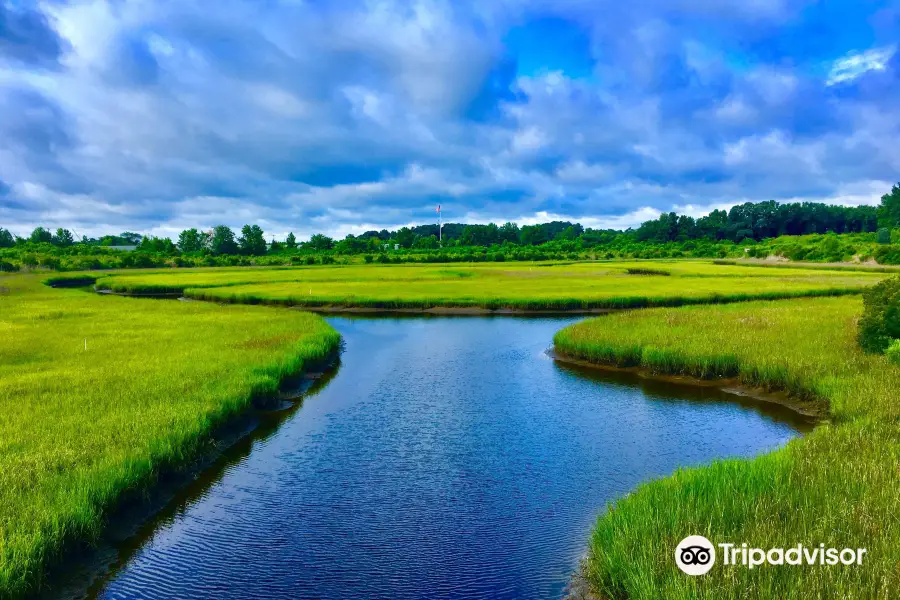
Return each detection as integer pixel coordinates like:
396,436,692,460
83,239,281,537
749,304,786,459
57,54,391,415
0,274,340,597
554,298,900,598
712,259,900,274
87,261,887,311
625,267,671,276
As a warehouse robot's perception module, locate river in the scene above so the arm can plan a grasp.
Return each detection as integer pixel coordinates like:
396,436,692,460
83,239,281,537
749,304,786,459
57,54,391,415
82,316,811,599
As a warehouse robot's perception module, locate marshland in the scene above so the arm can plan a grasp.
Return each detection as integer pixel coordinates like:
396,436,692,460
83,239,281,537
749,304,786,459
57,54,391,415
4,0,900,596
2,258,898,599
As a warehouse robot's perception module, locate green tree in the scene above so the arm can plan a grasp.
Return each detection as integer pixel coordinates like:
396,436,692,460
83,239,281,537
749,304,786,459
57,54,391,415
238,224,267,255
877,227,892,245
307,233,334,251
210,225,238,255
394,227,416,248
413,234,439,249
138,236,176,253
858,276,900,353
29,227,52,244
0,228,14,248
499,222,520,243
877,184,900,228
335,234,366,254
285,232,297,249
177,228,203,253
52,228,74,247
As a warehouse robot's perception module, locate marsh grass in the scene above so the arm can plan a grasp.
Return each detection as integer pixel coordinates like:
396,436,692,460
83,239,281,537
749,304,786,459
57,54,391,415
0,274,340,597
625,267,671,276
89,261,886,311
554,298,900,599
712,259,900,274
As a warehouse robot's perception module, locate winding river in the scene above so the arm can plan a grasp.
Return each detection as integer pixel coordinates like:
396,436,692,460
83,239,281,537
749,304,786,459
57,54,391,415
79,316,810,599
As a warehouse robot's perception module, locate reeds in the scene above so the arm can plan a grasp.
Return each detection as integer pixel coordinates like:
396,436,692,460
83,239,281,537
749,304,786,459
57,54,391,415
554,297,900,598
0,274,340,597
88,260,886,311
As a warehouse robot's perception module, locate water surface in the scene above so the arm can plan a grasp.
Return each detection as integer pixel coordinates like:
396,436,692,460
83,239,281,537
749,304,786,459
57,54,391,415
90,316,810,599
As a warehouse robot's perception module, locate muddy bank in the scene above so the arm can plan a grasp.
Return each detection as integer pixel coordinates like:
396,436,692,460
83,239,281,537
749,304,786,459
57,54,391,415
549,349,826,420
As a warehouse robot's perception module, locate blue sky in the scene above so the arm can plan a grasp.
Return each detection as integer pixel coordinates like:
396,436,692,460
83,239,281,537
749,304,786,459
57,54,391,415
1,0,898,240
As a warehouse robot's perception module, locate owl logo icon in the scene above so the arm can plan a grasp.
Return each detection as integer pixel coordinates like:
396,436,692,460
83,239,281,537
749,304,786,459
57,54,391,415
675,536,716,575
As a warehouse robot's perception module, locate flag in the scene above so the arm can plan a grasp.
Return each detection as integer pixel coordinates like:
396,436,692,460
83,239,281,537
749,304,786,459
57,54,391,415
436,205,441,213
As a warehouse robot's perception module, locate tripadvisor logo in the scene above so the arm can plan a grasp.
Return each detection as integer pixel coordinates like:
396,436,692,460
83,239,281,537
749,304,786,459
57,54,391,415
675,536,867,575
675,535,716,575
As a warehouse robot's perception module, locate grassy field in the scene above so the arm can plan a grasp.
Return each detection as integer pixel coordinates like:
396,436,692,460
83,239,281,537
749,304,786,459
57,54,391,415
89,261,887,310
0,274,340,597
554,297,900,599
5,260,895,598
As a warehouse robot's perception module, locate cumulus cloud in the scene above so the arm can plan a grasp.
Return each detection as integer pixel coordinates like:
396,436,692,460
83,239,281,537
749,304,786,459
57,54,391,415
0,0,898,239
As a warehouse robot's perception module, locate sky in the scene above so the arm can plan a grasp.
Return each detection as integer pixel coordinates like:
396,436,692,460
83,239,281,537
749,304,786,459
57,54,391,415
1,0,899,241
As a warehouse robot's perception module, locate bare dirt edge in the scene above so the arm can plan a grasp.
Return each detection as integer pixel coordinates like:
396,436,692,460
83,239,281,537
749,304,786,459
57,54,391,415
548,350,827,422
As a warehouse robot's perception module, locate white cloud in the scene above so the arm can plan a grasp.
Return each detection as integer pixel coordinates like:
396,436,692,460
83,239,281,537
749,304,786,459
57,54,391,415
826,45,896,86
1,0,898,241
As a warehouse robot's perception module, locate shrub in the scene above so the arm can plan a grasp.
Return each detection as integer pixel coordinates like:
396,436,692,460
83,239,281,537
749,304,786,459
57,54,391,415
0,260,18,272
39,256,61,270
886,340,900,365
858,276,900,353
626,267,671,276
875,244,900,265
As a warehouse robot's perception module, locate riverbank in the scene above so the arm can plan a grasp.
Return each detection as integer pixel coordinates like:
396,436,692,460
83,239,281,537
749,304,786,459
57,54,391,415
0,274,341,598
40,352,341,599
11,266,894,598
554,296,900,599
549,349,826,420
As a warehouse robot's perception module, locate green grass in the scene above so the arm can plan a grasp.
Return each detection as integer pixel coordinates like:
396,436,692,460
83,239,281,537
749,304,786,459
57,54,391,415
90,261,887,310
5,261,896,598
625,267,671,276
0,274,340,597
554,297,900,599
713,259,900,274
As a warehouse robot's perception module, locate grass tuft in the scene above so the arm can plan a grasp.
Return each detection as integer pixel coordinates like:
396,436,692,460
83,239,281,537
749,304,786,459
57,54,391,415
625,267,671,276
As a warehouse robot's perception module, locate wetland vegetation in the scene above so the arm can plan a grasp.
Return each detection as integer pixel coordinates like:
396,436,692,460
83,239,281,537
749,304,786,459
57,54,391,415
0,275,339,597
1,259,898,599
91,260,885,311
554,294,900,599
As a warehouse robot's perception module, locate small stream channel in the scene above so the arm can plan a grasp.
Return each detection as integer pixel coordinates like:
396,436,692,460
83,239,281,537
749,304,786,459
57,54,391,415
63,314,811,600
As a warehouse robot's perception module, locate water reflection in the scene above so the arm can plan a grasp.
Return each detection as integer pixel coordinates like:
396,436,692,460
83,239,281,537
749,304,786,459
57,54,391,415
68,317,806,600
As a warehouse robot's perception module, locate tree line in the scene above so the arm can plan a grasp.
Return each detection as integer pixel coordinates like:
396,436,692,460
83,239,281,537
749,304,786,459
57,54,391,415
3,184,899,257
